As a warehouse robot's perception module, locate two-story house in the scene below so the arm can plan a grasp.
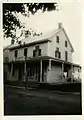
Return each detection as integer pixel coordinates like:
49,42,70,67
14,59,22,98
3,23,81,84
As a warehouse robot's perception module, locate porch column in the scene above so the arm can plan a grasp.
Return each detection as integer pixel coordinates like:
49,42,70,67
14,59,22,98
24,58,27,81
78,67,81,80
49,59,51,81
11,62,13,77
40,60,42,82
71,64,73,83
62,62,64,81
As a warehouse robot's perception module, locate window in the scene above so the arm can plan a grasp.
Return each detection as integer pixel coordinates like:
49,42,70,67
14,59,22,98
15,50,18,58
56,36,59,43
65,51,68,61
33,46,41,57
33,50,36,57
59,52,61,58
35,45,39,50
56,47,59,52
24,48,27,57
65,41,67,47
55,51,61,58
39,49,41,56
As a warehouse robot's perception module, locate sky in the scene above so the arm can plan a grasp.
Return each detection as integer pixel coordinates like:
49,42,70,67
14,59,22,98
3,0,82,64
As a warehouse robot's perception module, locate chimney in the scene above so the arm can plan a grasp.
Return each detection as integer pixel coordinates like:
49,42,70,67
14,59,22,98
58,22,62,29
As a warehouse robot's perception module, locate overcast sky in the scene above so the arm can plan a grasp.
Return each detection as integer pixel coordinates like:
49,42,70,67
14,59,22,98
3,0,82,64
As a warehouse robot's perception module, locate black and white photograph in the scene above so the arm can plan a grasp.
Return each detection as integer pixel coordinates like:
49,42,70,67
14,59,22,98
2,0,82,116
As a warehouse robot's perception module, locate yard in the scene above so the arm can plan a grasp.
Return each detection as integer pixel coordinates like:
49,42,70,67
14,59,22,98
4,85,82,115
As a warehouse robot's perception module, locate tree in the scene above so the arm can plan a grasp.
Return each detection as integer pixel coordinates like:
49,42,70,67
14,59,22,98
3,3,58,42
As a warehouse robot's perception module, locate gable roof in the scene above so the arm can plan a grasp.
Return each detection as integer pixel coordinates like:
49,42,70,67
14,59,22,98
8,26,74,52
62,28,74,52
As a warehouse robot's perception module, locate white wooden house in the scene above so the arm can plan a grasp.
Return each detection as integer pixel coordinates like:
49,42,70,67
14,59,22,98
3,23,81,84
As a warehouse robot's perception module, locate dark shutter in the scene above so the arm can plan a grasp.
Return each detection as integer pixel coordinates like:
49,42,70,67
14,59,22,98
56,47,59,52
33,50,35,57
56,36,59,43
15,50,18,58
55,51,57,57
39,49,41,56
24,48,27,57
35,46,39,50
65,51,68,61
65,41,67,47
59,52,61,58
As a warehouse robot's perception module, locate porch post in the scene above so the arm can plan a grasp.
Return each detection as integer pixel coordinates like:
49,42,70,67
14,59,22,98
62,62,64,81
11,62,13,77
40,60,42,82
71,64,73,83
49,59,51,81
24,57,27,81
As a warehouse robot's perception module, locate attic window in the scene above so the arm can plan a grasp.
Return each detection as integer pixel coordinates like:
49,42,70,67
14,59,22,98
56,36,59,43
65,41,67,47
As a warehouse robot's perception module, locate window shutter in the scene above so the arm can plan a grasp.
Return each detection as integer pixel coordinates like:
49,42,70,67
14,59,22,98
35,46,39,50
39,49,41,56
56,36,59,43
59,52,61,58
15,50,18,58
55,51,57,57
65,41,67,47
24,48,27,57
33,50,35,57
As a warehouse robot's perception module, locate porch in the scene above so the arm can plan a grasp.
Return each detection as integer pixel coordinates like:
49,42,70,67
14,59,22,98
4,56,81,84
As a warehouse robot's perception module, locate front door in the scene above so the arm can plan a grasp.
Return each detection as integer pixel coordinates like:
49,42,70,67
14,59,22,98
27,66,40,81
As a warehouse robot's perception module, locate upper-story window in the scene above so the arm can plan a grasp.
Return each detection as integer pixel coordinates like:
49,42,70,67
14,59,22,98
33,45,41,57
55,47,61,58
24,48,27,57
65,40,67,47
65,51,68,61
56,36,59,43
56,47,59,52
15,50,18,58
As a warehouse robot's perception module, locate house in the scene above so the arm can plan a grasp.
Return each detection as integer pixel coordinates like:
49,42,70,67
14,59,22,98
3,23,81,84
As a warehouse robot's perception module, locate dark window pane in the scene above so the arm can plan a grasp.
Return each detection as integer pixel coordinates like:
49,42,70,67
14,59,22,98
65,41,67,47
24,48,27,57
35,45,39,50
39,49,41,56
15,50,18,58
59,52,61,58
33,50,36,57
56,36,59,43
65,51,68,61
55,51,57,57
56,47,59,52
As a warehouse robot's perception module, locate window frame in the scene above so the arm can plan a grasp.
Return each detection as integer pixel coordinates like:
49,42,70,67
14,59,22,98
65,40,67,47
24,48,27,57
15,50,18,58
56,36,59,43
65,51,68,61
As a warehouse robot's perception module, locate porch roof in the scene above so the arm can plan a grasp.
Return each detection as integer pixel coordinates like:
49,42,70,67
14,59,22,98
8,56,81,68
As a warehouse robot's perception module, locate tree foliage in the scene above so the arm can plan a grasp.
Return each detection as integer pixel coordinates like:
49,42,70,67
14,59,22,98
3,3,58,40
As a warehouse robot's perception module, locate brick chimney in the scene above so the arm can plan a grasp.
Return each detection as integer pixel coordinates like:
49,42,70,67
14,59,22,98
58,22,62,29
